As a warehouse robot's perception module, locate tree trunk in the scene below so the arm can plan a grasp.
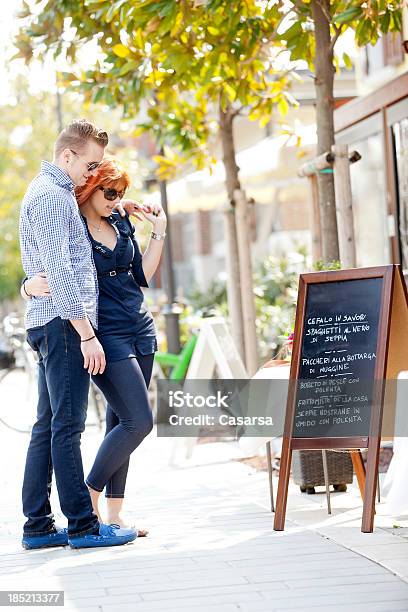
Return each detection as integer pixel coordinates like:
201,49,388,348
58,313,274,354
234,188,259,375
311,0,339,263
219,102,245,361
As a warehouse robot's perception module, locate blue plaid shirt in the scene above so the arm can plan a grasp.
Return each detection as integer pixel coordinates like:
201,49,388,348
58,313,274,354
19,161,98,330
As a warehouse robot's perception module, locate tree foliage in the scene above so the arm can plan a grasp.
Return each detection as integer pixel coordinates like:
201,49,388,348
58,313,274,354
0,76,137,301
279,0,404,70
14,0,295,178
277,0,404,263
12,0,405,271
0,79,58,300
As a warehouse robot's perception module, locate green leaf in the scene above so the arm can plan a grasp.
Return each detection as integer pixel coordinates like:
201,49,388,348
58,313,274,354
105,0,128,23
112,43,130,58
259,114,270,129
119,59,139,76
207,26,220,35
280,20,302,43
334,6,362,24
342,52,353,69
379,11,390,34
93,88,106,103
277,97,289,116
170,11,184,37
355,18,371,46
84,0,109,5
224,82,236,101
390,10,402,32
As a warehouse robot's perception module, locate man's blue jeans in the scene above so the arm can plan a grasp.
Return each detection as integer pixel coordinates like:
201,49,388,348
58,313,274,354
22,317,99,537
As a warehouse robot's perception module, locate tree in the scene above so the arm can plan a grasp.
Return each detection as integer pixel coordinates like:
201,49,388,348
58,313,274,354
0,75,135,302
279,0,404,262
0,78,58,302
15,0,295,372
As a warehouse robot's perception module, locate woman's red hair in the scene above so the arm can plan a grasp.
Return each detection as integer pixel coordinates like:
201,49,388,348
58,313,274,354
75,157,131,206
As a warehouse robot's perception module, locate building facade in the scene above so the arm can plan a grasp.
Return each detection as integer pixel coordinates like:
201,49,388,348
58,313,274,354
334,23,408,272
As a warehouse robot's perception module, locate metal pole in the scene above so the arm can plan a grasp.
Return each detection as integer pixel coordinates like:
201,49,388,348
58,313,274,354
266,441,275,513
158,177,181,354
322,450,332,515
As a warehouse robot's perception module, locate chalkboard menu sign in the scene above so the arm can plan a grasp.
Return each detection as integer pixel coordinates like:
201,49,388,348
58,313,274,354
294,278,383,439
274,265,408,533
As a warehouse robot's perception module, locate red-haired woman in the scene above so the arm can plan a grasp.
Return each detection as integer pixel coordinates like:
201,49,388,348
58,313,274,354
23,158,166,532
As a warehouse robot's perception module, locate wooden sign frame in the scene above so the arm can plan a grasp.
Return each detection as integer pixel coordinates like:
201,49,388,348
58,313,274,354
274,265,408,533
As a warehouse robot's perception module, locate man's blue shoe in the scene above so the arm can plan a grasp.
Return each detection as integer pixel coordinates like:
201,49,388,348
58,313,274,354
68,523,137,549
22,527,68,550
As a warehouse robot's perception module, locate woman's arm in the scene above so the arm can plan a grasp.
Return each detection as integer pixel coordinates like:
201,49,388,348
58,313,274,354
20,273,50,301
123,200,167,284
142,212,167,283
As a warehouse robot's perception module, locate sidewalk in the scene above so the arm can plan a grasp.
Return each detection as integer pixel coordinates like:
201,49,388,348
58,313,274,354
1,371,408,612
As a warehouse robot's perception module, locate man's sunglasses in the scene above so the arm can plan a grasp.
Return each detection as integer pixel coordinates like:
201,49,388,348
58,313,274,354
98,186,126,201
70,149,101,172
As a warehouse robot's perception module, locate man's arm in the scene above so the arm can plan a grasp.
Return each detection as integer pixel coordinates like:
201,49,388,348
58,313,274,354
29,193,105,374
29,193,90,320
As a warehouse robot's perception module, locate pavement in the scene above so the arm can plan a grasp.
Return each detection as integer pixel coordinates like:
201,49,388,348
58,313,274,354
1,370,408,612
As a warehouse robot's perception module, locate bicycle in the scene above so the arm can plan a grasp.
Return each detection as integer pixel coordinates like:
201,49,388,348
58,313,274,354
0,313,38,433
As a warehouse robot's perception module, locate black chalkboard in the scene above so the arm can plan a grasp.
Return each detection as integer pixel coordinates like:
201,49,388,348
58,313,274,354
274,266,408,533
293,277,383,438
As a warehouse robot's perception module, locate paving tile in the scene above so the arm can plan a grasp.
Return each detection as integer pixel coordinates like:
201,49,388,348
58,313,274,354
140,581,288,601
239,590,408,611
283,573,399,589
258,581,408,600
107,574,252,597
100,590,261,610
102,604,240,612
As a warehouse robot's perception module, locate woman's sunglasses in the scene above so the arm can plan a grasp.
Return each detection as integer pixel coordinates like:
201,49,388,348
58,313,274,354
98,186,126,201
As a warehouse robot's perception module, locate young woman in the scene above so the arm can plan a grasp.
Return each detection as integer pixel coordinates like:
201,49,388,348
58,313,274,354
23,158,166,532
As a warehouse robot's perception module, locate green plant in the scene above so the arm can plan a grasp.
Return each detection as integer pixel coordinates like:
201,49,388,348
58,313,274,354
185,249,307,361
253,250,306,359
313,259,342,271
186,279,228,315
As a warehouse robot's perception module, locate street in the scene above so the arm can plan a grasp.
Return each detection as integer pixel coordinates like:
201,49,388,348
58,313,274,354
1,371,408,611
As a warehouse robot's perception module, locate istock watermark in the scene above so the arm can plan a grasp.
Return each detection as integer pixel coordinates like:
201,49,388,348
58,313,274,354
156,379,288,437
168,389,233,409
156,377,408,438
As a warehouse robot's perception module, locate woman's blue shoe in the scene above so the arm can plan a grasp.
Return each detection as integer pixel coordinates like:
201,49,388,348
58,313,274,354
22,527,68,550
68,523,137,549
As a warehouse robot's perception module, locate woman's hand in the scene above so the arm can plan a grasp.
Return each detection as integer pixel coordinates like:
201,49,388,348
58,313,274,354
118,199,145,222
25,273,50,297
141,203,167,233
120,199,167,232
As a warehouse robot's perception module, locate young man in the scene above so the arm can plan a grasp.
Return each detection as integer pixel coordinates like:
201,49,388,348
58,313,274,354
19,119,136,549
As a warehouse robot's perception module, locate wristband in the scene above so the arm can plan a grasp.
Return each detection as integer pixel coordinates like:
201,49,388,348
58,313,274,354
151,231,166,241
81,335,96,343
23,281,32,298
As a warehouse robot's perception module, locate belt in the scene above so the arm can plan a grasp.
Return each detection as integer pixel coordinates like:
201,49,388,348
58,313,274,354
98,266,132,278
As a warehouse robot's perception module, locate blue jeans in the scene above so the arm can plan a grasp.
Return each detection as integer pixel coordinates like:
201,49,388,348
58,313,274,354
86,354,154,498
22,317,99,537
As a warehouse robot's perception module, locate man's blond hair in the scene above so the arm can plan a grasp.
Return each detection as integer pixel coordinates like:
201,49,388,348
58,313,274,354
54,119,108,157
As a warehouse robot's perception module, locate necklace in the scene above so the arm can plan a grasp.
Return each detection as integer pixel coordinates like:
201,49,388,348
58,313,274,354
87,218,104,232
